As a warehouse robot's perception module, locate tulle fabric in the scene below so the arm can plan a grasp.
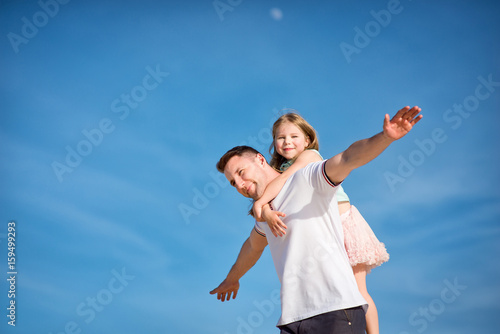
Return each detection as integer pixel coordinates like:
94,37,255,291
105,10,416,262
341,205,389,273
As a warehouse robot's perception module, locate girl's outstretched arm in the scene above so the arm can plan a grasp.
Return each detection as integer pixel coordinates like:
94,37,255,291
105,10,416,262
325,106,422,184
253,150,323,237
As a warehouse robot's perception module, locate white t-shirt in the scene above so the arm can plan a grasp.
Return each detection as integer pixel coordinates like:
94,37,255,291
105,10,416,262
254,161,367,326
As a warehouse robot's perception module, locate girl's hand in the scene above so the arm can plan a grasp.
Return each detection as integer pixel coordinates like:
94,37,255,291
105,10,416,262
262,205,287,237
252,200,265,222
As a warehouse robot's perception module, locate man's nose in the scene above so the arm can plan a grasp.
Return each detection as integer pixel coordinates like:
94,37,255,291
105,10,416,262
239,181,246,193
234,178,245,192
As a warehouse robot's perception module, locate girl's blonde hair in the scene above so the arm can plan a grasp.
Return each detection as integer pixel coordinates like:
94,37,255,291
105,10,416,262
269,111,319,171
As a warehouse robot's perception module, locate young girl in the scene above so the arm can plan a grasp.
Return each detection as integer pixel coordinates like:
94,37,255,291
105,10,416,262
252,112,389,334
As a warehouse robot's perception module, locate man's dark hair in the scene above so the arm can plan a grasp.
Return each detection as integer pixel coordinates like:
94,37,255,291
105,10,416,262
216,146,261,173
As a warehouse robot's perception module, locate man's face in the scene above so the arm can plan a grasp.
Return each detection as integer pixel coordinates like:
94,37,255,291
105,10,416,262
224,153,266,200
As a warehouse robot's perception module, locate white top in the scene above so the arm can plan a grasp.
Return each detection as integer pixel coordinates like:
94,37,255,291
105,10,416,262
255,160,367,326
308,150,350,202
280,149,350,202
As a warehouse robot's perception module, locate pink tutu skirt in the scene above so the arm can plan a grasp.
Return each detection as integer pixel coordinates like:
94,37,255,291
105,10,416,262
341,205,389,272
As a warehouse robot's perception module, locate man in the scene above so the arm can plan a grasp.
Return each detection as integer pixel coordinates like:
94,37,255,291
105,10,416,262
210,106,422,333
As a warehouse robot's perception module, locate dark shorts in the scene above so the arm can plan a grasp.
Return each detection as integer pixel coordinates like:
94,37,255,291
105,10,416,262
278,306,366,334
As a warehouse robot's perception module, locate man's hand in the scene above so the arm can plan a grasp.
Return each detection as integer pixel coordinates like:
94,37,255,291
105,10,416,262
210,279,240,302
383,106,422,140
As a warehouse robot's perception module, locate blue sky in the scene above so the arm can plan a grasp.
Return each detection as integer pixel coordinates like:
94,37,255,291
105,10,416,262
1,0,499,333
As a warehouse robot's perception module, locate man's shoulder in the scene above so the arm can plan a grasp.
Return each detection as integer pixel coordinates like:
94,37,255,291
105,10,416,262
284,160,325,187
289,159,340,191
294,160,325,177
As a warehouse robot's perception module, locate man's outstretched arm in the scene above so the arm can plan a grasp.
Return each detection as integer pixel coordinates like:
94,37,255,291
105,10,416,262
210,228,268,302
325,106,423,184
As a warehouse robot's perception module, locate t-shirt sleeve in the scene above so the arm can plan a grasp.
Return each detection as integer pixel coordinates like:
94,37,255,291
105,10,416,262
254,221,266,237
306,160,342,194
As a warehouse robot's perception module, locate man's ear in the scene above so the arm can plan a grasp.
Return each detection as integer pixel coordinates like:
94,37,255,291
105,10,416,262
256,153,266,166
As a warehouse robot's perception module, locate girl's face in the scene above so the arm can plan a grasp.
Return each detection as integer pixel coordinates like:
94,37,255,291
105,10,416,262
274,122,310,160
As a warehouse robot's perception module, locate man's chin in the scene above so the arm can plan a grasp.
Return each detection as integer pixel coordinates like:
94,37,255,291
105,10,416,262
245,184,258,200
241,191,256,200
244,192,256,200
251,191,263,201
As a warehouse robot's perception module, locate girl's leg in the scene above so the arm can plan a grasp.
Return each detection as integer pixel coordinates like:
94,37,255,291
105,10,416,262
352,264,379,334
